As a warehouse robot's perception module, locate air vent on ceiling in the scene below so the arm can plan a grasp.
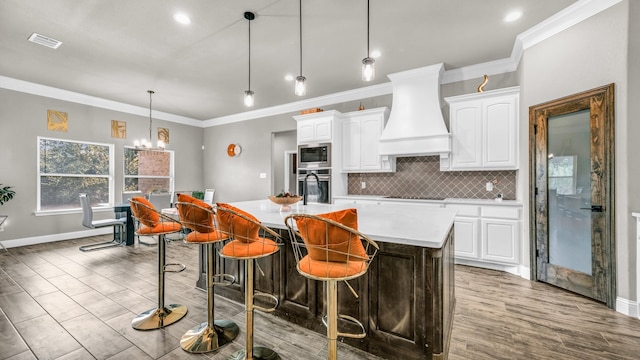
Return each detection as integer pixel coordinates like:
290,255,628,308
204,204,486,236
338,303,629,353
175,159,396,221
28,33,62,49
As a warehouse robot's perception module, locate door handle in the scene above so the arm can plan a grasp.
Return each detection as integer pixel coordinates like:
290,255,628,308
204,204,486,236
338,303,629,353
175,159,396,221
580,205,603,212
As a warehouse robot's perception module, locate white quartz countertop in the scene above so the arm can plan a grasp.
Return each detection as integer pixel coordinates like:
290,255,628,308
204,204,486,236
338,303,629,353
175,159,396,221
229,199,456,249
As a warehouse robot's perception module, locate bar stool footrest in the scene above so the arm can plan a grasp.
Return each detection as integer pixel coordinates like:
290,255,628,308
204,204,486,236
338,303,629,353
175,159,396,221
322,314,367,339
164,263,187,273
211,273,235,286
253,292,279,313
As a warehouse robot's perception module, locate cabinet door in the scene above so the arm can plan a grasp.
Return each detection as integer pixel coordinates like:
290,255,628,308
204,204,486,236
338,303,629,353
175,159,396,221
450,103,482,169
297,121,315,143
483,95,518,168
481,219,519,264
342,119,361,170
360,116,383,170
314,117,332,141
453,217,479,259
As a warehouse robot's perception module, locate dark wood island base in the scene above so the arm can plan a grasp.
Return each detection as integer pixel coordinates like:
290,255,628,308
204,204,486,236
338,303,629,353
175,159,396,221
197,227,455,360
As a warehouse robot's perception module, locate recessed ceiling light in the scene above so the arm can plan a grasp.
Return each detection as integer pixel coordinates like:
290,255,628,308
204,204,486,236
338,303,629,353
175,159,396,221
284,74,295,81
371,50,381,58
504,11,523,22
173,13,191,25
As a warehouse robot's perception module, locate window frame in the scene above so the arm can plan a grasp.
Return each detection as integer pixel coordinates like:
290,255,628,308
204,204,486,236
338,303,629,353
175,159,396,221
36,136,115,215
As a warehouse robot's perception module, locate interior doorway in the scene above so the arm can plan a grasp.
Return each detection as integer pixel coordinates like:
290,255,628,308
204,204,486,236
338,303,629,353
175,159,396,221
271,130,297,195
529,84,615,308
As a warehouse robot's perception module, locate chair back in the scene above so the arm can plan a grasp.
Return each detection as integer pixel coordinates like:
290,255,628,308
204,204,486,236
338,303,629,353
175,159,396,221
130,197,182,235
79,193,93,228
203,189,215,205
284,211,379,281
121,190,142,204
148,191,172,210
215,203,282,259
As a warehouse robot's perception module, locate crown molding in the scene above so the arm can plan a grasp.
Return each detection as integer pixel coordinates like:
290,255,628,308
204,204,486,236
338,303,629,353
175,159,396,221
0,76,203,127
517,0,623,51
203,82,393,127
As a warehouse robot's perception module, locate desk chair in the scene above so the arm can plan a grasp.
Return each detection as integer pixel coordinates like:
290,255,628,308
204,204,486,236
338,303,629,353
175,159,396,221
216,203,282,360
175,194,239,353
78,194,126,252
284,210,378,360
139,191,174,245
120,191,142,243
203,188,215,205
129,197,187,330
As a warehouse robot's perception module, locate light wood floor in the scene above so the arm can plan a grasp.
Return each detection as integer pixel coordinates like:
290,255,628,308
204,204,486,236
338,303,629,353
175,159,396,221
1,235,639,360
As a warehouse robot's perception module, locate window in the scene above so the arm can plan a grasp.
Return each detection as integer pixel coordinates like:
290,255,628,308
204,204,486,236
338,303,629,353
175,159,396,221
38,137,114,212
548,155,577,195
123,147,174,195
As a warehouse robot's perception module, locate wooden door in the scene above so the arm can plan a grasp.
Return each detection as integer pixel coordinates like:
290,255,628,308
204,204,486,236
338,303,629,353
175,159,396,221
529,84,615,307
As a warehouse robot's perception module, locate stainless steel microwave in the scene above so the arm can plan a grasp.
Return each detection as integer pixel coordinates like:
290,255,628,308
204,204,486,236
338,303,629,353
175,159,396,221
298,143,331,169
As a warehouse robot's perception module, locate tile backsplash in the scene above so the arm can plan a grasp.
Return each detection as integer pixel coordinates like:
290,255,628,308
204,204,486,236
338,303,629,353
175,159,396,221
347,156,516,200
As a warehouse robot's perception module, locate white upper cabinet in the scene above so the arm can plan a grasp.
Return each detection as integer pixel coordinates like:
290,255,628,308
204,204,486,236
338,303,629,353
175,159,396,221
294,111,337,144
441,87,519,171
341,107,395,172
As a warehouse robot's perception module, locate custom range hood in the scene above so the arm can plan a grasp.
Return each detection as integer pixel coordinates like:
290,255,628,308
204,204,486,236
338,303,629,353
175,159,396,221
379,63,450,157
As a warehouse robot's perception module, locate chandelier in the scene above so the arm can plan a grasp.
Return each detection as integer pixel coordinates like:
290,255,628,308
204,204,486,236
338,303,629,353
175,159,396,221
134,90,165,150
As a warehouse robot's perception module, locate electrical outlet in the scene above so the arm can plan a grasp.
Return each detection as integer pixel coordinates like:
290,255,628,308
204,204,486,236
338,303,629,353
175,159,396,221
259,172,267,179
486,182,493,191
361,181,366,189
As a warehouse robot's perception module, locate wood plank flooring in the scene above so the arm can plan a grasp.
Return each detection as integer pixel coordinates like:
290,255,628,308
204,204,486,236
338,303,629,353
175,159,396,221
1,235,639,359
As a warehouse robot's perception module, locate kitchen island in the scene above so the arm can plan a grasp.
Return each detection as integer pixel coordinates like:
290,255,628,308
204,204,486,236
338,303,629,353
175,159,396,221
198,200,456,360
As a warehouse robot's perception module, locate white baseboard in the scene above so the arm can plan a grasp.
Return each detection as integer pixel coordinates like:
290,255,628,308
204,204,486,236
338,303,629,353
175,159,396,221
454,258,530,279
616,297,639,318
0,228,111,249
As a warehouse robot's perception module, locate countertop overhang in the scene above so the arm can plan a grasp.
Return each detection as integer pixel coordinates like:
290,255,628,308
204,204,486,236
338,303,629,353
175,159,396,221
229,199,456,248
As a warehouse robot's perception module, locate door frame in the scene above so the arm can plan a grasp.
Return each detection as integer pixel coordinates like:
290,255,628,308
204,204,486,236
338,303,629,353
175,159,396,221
528,83,615,308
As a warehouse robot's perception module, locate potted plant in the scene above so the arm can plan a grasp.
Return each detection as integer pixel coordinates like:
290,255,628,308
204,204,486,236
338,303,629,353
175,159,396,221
0,184,15,228
0,184,15,206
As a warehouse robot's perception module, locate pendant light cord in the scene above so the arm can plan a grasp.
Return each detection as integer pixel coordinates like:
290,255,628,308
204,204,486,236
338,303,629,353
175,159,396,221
367,0,370,57
299,0,303,76
148,90,153,143
248,16,251,91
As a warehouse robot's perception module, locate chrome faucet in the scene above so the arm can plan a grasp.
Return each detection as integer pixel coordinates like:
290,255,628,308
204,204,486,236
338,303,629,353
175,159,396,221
303,172,320,205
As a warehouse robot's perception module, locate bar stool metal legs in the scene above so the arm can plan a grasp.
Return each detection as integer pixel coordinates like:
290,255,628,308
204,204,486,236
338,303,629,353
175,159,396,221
132,234,188,330
228,259,280,360
181,243,239,353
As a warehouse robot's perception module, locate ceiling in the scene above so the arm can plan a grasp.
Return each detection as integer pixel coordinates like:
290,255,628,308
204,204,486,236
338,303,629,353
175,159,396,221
0,0,577,121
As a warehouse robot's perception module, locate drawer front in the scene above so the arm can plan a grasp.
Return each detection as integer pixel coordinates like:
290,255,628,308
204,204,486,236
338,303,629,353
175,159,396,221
482,206,520,219
446,204,480,217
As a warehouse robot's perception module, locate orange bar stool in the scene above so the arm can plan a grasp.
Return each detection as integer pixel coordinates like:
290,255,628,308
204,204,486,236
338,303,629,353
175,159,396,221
174,194,239,353
284,209,378,360
129,197,188,330
216,203,282,360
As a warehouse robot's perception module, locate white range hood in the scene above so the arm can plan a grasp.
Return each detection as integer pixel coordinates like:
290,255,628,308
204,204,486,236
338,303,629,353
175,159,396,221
379,63,450,157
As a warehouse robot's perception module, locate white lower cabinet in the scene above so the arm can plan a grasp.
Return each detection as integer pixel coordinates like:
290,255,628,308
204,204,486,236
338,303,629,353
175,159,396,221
448,202,521,266
453,217,480,259
481,219,519,264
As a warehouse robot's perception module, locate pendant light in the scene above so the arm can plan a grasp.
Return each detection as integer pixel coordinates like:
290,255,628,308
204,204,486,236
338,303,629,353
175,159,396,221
134,90,165,150
362,0,375,81
295,0,306,96
244,11,255,107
